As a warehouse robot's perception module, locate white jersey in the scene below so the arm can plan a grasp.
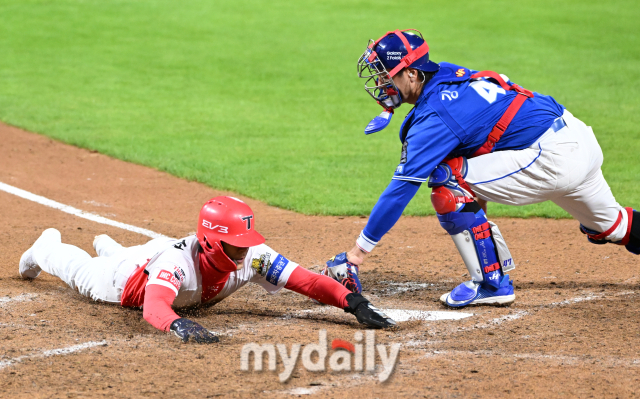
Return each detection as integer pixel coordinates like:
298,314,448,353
143,235,298,308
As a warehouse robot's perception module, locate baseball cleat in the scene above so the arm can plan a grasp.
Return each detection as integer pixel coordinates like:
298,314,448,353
19,228,62,279
440,275,515,308
93,234,122,257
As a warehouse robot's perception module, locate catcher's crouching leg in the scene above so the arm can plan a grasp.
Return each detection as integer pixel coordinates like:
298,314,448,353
429,157,515,307
580,208,640,255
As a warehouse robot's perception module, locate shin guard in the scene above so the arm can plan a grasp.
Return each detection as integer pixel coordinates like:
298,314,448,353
437,203,506,289
430,157,515,289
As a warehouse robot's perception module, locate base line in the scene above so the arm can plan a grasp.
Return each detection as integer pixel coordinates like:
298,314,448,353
0,181,165,239
0,340,107,370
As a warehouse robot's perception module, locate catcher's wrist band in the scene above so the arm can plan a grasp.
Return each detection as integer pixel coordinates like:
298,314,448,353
356,231,377,253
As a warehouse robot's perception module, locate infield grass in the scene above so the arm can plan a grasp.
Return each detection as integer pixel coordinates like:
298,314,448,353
0,0,638,217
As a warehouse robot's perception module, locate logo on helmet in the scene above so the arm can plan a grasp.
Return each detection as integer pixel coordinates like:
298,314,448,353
241,215,253,230
202,219,229,233
387,51,403,61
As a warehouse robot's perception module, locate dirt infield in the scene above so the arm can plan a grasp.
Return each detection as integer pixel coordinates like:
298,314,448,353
1,122,639,398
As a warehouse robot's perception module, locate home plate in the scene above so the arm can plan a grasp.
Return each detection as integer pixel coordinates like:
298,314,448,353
382,309,474,322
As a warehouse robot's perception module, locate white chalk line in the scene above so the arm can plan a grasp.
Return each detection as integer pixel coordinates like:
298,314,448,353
456,291,636,332
422,349,640,367
0,340,107,370
0,181,166,239
0,293,38,305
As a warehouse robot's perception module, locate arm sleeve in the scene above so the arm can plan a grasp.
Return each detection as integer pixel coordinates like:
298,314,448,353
284,266,349,309
142,284,180,332
356,111,460,252
362,179,421,243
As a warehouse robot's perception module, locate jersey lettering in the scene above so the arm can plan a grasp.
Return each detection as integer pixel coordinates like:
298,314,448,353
470,80,506,104
441,90,458,101
173,239,187,250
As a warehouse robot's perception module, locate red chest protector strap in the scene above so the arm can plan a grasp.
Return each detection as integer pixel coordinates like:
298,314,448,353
469,71,534,158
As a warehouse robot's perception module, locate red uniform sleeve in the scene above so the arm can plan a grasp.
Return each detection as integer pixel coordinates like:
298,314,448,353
284,266,349,308
142,284,181,332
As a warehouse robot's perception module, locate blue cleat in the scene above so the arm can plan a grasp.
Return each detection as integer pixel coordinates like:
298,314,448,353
440,275,515,307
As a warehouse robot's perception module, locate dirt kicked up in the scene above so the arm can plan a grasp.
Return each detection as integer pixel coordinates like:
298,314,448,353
0,122,639,398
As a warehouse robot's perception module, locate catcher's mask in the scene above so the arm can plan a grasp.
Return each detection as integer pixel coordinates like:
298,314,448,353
357,29,439,134
197,196,265,272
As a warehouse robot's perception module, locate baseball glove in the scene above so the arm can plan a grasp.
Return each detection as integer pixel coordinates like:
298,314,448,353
323,252,362,294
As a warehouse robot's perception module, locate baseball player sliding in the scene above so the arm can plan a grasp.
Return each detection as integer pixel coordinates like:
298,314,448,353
19,196,396,343
323,29,639,308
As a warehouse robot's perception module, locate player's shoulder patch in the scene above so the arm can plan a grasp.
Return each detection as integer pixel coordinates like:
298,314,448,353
156,268,182,291
173,265,186,283
251,252,272,277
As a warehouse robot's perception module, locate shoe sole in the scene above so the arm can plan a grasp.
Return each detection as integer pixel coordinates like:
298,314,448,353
440,293,515,307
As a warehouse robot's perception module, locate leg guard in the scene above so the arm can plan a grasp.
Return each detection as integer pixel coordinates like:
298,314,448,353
429,157,515,307
580,208,640,255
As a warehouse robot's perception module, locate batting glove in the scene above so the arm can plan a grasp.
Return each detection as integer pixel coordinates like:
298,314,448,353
169,318,219,344
323,252,362,294
343,293,396,329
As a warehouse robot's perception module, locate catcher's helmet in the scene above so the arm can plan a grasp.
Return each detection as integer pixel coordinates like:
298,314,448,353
357,29,439,113
197,196,265,272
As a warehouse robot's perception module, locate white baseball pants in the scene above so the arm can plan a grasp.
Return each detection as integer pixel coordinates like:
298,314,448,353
466,109,627,241
32,232,174,303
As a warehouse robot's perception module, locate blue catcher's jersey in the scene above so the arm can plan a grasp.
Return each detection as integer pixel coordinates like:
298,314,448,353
360,62,565,244
392,62,565,184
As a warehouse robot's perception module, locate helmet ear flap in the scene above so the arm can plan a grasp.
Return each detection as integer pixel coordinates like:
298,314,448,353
202,234,214,251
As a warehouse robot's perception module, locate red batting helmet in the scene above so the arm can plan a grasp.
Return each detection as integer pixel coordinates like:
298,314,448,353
197,196,265,272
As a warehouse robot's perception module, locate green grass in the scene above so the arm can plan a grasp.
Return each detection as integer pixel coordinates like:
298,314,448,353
0,0,638,217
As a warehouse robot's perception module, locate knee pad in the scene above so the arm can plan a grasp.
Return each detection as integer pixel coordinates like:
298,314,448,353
580,208,640,255
429,159,515,289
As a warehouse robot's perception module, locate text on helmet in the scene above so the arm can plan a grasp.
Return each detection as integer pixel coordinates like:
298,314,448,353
202,219,229,233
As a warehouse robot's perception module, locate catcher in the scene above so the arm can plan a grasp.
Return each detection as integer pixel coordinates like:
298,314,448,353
19,196,396,343
323,29,639,308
